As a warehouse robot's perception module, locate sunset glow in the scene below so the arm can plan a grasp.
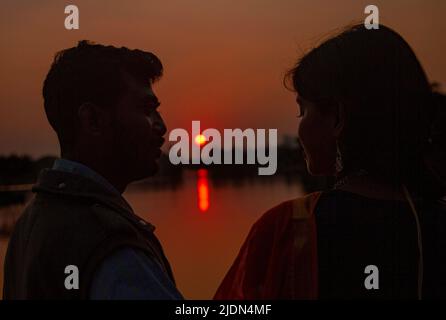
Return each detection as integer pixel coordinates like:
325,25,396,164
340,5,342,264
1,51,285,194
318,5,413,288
195,134,206,147
0,1,444,157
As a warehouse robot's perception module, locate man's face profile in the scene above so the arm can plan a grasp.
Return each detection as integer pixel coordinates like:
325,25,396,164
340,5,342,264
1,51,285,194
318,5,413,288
111,72,166,181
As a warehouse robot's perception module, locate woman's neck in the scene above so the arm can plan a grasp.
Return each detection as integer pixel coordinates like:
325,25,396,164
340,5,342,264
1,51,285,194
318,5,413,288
335,173,407,201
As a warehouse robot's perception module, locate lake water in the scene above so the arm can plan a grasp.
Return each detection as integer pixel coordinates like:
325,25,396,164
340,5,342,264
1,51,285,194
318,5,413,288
0,169,304,299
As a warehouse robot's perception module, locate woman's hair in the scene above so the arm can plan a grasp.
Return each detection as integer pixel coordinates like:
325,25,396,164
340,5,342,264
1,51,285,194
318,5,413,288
285,24,446,201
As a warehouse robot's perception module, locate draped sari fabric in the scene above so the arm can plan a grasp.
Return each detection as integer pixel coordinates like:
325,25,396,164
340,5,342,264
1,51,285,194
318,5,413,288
214,192,322,299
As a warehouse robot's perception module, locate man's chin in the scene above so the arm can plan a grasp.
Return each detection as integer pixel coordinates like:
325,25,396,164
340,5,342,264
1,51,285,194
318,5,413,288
148,161,160,176
143,160,160,177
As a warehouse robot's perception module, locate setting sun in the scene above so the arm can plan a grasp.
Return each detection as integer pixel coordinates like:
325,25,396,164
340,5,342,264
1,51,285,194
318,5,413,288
195,134,206,146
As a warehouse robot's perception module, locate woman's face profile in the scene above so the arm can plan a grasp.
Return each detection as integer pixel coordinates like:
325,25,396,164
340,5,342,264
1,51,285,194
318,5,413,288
296,96,338,176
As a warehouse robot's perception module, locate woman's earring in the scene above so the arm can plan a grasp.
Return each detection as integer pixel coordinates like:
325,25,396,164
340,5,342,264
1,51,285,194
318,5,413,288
335,140,343,173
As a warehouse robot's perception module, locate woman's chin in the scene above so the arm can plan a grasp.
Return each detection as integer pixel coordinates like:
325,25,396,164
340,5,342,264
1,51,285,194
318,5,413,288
306,161,318,176
306,161,333,176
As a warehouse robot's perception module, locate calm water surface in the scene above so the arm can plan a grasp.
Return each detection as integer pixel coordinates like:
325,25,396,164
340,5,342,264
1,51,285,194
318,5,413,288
0,170,304,299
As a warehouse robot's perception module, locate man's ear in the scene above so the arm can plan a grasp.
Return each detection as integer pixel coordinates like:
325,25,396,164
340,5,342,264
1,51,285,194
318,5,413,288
77,102,106,136
334,103,345,137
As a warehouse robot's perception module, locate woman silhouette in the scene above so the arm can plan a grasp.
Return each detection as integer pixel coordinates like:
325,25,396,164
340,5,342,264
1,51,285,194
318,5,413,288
215,24,446,299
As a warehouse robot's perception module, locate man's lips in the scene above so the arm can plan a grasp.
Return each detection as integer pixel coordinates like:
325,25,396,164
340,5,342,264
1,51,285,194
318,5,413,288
149,136,164,148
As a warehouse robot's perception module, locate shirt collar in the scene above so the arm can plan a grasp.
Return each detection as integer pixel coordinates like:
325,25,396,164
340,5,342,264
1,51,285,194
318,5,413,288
52,158,120,195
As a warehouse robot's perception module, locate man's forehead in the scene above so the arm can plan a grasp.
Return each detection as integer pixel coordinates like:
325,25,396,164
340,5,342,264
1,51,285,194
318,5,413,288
122,70,156,98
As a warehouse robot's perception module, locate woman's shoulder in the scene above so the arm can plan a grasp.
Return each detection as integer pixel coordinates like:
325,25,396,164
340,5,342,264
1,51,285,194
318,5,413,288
252,191,323,233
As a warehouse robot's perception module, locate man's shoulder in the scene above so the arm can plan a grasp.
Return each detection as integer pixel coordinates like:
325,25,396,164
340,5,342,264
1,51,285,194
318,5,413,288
15,192,139,248
9,193,145,282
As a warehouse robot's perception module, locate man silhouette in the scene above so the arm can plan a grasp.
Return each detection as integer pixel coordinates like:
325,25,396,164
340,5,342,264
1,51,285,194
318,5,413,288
3,40,183,300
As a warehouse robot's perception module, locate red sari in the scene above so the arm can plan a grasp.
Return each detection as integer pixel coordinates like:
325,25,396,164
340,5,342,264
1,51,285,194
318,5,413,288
214,192,322,299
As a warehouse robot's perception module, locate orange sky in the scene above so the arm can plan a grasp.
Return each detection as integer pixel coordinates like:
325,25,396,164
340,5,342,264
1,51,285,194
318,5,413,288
0,0,445,157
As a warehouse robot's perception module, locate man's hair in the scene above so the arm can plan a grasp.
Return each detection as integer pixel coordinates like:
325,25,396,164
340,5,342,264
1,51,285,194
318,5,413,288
43,40,163,153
